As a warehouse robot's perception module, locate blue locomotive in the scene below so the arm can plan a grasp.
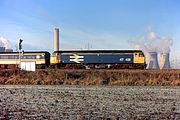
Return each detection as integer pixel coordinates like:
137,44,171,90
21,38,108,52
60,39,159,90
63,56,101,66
51,50,146,69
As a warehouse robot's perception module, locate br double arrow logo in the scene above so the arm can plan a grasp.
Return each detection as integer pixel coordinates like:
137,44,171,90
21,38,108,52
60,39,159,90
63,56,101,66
70,54,84,63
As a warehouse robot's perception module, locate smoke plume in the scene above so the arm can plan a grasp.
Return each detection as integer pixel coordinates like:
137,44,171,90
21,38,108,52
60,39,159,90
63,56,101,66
130,28,173,53
0,37,11,49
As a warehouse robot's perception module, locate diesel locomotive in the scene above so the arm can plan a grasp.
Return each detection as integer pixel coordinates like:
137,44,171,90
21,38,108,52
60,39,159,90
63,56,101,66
50,50,146,69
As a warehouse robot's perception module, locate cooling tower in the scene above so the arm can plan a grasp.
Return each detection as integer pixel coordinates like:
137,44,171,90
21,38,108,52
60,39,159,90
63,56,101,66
5,49,13,52
54,28,59,52
147,52,160,69
0,47,5,52
159,53,171,69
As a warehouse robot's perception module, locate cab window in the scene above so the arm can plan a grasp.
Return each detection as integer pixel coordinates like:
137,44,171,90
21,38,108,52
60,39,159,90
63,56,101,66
135,53,138,56
139,53,144,57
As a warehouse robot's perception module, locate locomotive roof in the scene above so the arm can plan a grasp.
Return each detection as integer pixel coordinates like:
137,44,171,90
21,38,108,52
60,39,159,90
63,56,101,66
54,50,143,53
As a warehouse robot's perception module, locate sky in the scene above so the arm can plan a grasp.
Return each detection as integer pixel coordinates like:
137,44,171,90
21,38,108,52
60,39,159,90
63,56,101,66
0,0,180,60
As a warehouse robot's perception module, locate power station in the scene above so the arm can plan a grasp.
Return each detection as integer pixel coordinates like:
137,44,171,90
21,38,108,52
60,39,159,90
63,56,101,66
147,52,171,69
147,52,160,69
159,53,171,69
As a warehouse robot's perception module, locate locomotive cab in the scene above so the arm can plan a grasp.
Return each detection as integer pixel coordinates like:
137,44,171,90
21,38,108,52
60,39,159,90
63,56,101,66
50,52,61,68
133,52,145,63
133,52,146,69
50,52,60,64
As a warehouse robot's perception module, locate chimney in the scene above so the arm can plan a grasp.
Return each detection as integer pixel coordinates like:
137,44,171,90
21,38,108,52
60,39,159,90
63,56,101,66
159,53,171,69
54,28,59,52
147,52,160,69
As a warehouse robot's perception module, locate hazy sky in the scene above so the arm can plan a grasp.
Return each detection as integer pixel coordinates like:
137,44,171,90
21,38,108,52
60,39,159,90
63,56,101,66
0,0,179,58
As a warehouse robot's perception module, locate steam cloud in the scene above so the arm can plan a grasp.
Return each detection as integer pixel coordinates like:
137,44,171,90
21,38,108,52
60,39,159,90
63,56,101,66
130,28,173,53
0,37,11,49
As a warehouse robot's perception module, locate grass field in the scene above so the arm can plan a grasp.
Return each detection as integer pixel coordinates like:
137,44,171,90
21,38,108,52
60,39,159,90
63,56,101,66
0,85,180,119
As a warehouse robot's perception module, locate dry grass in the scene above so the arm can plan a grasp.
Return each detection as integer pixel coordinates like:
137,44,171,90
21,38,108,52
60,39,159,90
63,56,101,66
0,69,180,85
